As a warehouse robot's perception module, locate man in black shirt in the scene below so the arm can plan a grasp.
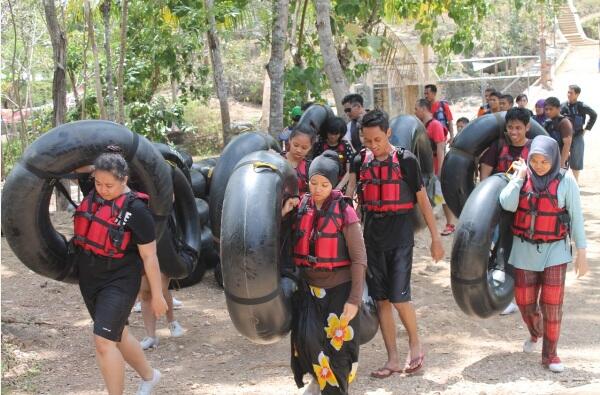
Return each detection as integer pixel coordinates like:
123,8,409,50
342,93,366,153
561,84,597,182
346,110,443,378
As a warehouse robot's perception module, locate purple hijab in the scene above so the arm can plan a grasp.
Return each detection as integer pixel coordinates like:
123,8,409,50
527,135,561,192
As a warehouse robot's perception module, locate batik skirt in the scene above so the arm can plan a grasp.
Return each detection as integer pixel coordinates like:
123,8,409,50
291,280,360,395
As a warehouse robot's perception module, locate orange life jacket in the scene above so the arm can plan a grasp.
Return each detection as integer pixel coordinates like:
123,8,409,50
73,190,149,258
511,175,570,243
358,148,414,214
293,190,351,271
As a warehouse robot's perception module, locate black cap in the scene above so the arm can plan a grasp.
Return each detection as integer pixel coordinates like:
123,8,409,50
308,150,340,187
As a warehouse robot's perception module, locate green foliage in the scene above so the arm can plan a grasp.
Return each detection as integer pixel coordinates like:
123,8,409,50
126,96,195,143
582,16,600,40
182,101,223,156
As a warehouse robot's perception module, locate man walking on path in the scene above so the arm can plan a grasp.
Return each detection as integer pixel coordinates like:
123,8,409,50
424,84,455,143
342,93,367,154
561,85,597,183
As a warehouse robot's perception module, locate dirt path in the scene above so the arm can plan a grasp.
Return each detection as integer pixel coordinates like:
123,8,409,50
2,45,600,395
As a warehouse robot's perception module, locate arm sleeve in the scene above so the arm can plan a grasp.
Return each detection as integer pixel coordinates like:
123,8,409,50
126,199,156,245
561,175,587,249
444,102,454,121
560,118,574,138
499,177,524,212
350,153,362,174
582,103,597,130
479,142,499,168
342,222,367,305
431,122,446,143
401,152,424,196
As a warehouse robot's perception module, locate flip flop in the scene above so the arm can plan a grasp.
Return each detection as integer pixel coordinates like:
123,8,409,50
403,353,425,374
370,366,402,379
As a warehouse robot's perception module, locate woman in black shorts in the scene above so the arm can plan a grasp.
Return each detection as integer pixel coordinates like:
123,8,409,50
72,151,167,395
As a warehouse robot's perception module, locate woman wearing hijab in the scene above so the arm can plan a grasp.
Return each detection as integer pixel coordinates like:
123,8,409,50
282,150,367,395
533,99,547,125
499,135,588,373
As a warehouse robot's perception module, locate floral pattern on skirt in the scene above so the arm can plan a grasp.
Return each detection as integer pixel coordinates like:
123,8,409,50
291,281,360,395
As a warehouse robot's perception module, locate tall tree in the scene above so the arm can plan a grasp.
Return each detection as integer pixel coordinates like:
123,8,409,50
101,0,115,120
43,0,67,127
314,0,349,117
204,0,232,144
85,0,107,119
116,0,128,123
267,0,290,137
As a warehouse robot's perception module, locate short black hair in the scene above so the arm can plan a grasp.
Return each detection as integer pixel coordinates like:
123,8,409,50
416,98,432,112
545,96,561,108
320,116,347,141
360,109,389,132
484,87,496,93
505,107,530,126
456,117,470,125
94,152,129,181
568,84,581,94
516,94,528,102
342,94,364,106
502,94,514,106
489,91,502,99
424,84,438,93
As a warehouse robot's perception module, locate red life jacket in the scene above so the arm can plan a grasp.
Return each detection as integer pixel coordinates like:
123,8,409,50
281,151,309,194
511,175,570,243
73,190,149,258
358,148,415,214
293,190,351,271
495,139,531,173
296,159,309,194
320,141,347,179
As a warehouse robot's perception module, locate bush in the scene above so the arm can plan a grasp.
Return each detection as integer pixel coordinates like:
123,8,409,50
181,101,223,156
126,96,196,143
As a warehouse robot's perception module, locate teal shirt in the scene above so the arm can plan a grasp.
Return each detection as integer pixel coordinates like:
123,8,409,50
499,172,586,272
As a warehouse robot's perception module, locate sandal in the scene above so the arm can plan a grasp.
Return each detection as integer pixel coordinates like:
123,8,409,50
440,224,455,236
370,366,402,379
403,353,425,374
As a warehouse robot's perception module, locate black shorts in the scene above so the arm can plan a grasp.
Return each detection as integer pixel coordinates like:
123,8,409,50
366,245,413,303
76,251,142,342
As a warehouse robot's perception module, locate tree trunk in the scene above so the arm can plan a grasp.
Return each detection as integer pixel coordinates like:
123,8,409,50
293,0,309,67
204,0,232,145
267,0,290,137
68,68,80,109
116,0,128,124
539,12,551,89
82,22,89,120
101,0,114,120
260,71,271,130
85,0,107,119
314,0,349,116
43,0,67,127
8,0,27,150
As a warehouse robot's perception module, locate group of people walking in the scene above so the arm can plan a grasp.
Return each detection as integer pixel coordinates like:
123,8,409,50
62,81,592,395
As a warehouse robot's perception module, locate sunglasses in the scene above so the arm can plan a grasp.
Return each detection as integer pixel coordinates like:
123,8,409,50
344,108,352,113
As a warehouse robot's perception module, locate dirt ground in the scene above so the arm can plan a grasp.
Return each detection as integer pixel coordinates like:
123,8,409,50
2,46,600,394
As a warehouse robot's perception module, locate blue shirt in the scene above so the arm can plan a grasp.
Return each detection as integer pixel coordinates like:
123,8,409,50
499,172,586,272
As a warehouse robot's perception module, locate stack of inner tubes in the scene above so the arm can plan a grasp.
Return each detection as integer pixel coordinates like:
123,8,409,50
1,121,173,283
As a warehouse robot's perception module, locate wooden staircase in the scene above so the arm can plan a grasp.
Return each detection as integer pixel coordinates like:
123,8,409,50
557,1,598,46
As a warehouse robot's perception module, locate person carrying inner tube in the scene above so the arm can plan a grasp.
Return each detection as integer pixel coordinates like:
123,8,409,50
71,151,167,394
282,127,315,196
312,116,354,192
480,107,534,315
346,110,444,378
499,135,588,373
282,150,367,395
